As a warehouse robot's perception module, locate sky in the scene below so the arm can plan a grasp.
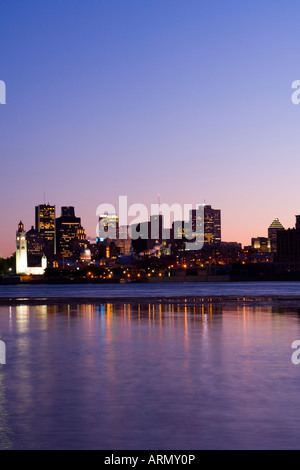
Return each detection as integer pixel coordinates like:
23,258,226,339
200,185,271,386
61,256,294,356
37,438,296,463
1,0,300,257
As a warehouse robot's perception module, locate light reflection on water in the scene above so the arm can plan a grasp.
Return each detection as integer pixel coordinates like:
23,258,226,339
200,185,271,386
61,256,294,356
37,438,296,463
0,302,300,449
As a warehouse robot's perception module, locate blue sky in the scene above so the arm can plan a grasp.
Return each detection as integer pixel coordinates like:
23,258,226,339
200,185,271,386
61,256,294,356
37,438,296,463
1,0,300,256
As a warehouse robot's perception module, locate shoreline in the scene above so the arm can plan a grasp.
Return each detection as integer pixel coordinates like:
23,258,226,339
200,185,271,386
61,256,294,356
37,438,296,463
1,295,300,307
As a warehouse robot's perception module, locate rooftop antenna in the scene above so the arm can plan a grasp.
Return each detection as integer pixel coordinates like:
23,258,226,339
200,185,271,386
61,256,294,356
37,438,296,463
158,194,161,205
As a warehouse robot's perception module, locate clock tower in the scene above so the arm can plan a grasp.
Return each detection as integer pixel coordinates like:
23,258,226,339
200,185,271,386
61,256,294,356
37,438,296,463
16,221,28,274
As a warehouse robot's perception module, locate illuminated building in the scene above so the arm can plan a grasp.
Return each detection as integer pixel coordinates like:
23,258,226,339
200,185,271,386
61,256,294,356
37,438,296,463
268,218,284,253
98,216,133,256
56,207,81,259
35,204,56,258
76,225,88,250
251,237,271,253
80,245,92,264
116,225,132,255
98,213,119,241
16,221,47,275
177,205,221,251
204,205,221,245
16,221,28,274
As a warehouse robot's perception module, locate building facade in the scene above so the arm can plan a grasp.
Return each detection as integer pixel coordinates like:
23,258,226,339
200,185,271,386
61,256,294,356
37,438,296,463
35,204,56,259
172,204,221,251
26,226,44,266
277,216,300,272
56,207,81,259
268,218,285,253
251,237,271,253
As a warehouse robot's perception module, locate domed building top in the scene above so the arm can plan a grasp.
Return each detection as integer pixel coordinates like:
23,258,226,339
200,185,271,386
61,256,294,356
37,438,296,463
80,246,91,263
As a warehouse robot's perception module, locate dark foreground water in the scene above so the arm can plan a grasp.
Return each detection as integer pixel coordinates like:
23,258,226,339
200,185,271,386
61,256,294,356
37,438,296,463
0,297,300,449
1,280,300,299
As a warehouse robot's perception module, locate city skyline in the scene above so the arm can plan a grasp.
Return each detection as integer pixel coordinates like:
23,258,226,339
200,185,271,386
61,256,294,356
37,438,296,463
1,196,299,259
2,1,300,257
10,198,300,282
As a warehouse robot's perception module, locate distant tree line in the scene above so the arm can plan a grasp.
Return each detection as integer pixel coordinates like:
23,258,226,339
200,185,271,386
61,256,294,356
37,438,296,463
0,253,16,275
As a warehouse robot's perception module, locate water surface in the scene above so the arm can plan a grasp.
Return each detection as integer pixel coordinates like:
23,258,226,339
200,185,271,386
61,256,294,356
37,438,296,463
1,281,300,299
0,301,300,449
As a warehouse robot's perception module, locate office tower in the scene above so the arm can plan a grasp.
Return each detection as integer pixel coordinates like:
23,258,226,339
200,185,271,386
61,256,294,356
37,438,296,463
56,207,81,259
277,230,300,272
98,213,119,241
116,226,132,256
204,205,221,244
26,226,44,266
16,221,28,274
277,216,300,272
268,218,285,252
131,215,165,254
187,205,221,250
170,220,186,253
35,204,56,258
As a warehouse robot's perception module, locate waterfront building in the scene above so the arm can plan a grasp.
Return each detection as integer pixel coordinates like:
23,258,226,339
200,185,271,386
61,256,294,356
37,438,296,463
16,221,47,275
16,221,28,274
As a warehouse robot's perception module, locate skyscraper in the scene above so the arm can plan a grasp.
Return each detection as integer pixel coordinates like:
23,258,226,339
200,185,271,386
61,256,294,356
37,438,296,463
187,205,221,249
277,216,300,272
204,205,221,245
98,213,119,241
35,204,56,258
26,226,44,266
56,207,81,259
130,215,165,254
268,218,285,253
